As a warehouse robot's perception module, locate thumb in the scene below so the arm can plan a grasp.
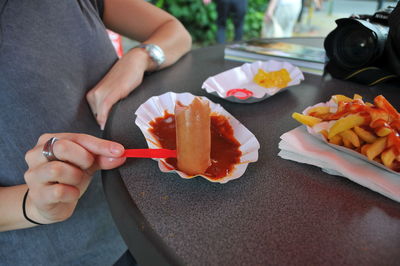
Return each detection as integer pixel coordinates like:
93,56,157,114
97,155,127,171
87,155,126,176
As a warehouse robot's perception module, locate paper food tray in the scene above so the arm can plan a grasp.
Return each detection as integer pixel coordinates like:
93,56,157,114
134,91,260,183
303,100,400,176
202,60,304,103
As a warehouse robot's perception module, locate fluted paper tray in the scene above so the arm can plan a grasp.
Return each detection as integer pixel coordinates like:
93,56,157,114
302,99,400,175
278,126,400,203
134,92,260,183
202,60,304,103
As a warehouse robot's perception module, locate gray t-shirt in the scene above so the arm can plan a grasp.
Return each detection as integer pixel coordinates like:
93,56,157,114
0,0,126,264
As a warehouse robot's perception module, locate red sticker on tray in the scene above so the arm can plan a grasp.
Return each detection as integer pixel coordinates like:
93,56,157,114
226,88,253,100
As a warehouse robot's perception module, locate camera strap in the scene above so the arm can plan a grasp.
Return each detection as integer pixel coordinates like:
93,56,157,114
325,61,398,86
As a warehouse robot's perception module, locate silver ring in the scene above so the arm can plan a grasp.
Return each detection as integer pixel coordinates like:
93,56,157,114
42,137,59,162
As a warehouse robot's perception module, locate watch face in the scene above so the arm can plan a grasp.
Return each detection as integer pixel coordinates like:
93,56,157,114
146,44,165,66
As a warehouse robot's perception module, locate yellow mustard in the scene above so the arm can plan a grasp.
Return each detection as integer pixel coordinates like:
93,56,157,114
253,68,292,89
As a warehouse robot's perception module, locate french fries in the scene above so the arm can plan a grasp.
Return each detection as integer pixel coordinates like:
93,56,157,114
365,137,387,160
353,126,377,143
339,129,360,148
292,112,321,127
381,147,396,168
307,106,330,116
292,94,400,172
328,114,365,139
332,94,353,103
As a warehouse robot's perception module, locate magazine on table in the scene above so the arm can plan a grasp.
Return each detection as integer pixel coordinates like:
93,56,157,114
224,39,327,75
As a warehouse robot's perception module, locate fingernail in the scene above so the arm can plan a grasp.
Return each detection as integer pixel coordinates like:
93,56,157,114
107,157,120,162
100,124,105,131
110,144,124,155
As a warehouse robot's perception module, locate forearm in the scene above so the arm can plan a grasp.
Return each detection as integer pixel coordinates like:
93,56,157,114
139,19,192,70
120,19,191,72
103,0,192,71
86,0,192,128
265,0,278,17
0,184,37,232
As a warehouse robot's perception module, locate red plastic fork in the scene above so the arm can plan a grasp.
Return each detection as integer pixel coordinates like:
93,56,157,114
123,149,177,158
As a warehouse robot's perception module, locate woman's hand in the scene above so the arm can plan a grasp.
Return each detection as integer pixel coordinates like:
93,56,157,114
23,133,126,224
87,0,192,130
86,49,148,130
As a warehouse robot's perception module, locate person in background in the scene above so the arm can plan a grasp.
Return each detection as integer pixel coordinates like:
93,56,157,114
262,0,302,38
203,0,248,43
377,0,384,10
0,0,191,265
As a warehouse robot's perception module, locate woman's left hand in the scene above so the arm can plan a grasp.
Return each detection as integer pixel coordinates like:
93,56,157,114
86,48,149,130
87,0,192,130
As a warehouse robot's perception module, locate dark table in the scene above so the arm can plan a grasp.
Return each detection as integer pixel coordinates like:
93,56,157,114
103,38,400,266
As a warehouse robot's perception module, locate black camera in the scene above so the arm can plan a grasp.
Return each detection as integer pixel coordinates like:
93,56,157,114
323,3,400,85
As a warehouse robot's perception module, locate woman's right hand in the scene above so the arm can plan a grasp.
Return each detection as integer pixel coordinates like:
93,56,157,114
23,133,126,224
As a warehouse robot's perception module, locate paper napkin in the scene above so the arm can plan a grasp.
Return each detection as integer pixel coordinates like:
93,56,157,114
278,126,400,203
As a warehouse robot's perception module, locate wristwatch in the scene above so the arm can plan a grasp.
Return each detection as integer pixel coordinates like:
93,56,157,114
135,43,165,68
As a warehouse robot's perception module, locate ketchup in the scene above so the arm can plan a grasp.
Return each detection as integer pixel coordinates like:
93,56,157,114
149,112,242,180
322,96,400,157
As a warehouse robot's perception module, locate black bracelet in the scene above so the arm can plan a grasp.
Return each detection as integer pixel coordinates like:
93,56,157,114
23,189,44,225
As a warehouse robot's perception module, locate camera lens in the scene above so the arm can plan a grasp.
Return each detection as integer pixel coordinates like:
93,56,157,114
324,18,389,70
332,24,377,69
337,25,376,67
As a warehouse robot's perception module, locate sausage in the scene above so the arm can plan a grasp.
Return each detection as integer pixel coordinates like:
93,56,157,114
175,97,211,175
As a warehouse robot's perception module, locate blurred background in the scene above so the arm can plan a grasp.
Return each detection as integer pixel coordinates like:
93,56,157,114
120,0,398,52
